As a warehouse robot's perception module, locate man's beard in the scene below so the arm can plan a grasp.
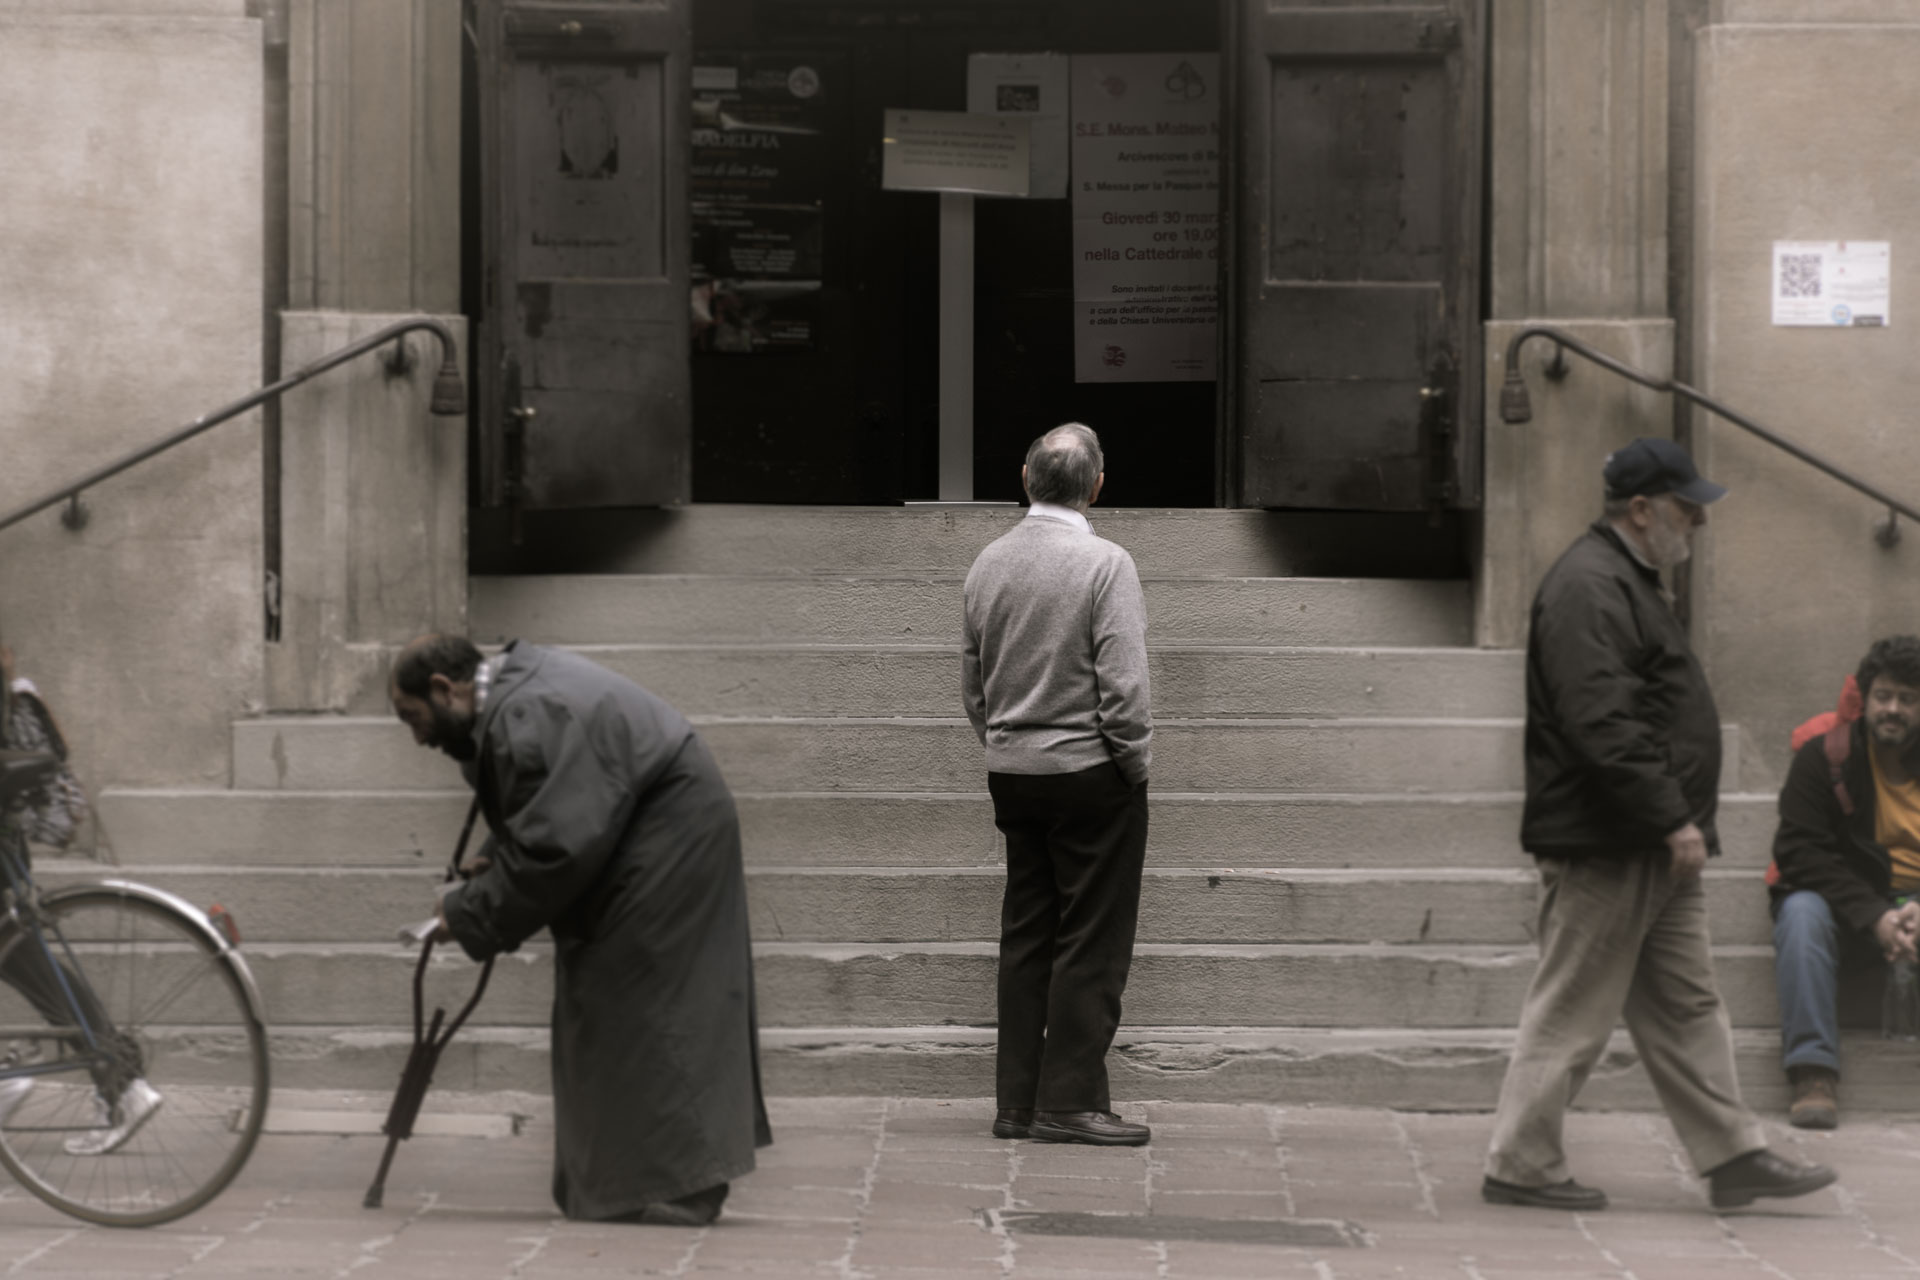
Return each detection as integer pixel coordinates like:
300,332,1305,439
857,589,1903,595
1644,513,1693,571
426,701,478,762
1870,710,1919,751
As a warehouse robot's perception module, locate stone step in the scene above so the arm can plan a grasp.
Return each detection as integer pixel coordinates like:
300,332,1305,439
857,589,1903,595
33,863,1773,947
470,575,1474,648
469,504,1469,580
93,788,1784,871
216,940,1790,1029
746,942,1789,1030
231,715,1529,794
265,1023,1897,1114
738,867,1779,948
515,644,1526,720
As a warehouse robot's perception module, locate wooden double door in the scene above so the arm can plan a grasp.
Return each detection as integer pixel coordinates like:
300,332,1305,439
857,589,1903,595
472,0,1485,513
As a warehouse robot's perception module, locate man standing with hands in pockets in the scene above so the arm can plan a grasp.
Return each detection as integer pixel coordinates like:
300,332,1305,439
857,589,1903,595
964,423,1153,1147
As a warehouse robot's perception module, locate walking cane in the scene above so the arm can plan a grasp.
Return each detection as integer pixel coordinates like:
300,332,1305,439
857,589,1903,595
363,797,495,1210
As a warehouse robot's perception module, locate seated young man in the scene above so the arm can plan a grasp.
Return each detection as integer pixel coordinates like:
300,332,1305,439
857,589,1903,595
1771,635,1920,1128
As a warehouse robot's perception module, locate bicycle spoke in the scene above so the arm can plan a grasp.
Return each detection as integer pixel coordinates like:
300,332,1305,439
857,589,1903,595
0,892,267,1225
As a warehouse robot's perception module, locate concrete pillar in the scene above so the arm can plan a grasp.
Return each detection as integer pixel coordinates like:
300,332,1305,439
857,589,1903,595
0,5,263,793
267,313,468,714
1476,0,1675,647
271,0,466,710
287,0,461,314
1690,10,1920,778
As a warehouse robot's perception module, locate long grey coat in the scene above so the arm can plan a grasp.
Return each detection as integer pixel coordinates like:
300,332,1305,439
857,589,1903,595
443,643,771,1219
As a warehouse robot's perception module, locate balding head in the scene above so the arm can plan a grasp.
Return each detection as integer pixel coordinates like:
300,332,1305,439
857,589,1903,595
1022,422,1105,511
391,634,483,700
389,634,485,762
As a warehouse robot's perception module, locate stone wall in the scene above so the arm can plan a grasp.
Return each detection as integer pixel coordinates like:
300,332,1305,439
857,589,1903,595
0,4,263,794
1692,11,1920,779
1476,0,1676,649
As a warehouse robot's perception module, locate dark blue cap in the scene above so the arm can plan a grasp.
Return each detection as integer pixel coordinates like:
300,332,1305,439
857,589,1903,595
1603,437,1727,504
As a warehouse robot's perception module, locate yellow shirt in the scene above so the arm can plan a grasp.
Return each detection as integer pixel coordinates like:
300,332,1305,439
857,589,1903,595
1870,746,1920,893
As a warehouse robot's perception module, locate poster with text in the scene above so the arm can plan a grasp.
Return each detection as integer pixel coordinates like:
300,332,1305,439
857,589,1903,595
1070,53,1221,383
691,56,827,352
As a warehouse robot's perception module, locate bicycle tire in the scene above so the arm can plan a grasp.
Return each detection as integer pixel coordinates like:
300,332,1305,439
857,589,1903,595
0,884,269,1227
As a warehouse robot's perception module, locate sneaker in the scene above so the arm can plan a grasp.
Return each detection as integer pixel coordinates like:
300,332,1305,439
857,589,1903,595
65,1078,162,1156
1788,1068,1839,1130
1707,1149,1838,1210
0,1077,31,1126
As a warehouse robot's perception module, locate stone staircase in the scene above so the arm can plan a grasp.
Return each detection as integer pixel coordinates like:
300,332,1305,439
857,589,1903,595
81,507,1894,1113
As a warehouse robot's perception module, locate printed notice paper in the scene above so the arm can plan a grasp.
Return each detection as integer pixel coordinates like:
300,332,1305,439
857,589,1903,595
1773,241,1891,327
966,53,1070,200
881,110,1031,198
1070,53,1221,383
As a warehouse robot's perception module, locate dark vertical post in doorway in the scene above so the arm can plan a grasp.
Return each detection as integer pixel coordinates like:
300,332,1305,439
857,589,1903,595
1215,0,1242,508
255,0,290,641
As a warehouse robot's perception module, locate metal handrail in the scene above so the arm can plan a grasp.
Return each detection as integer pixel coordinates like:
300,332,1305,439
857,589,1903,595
1500,325,1918,548
0,318,466,536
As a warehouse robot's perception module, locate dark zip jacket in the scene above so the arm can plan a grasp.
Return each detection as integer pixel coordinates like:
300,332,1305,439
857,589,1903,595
1520,521,1722,860
1769,718,1920,935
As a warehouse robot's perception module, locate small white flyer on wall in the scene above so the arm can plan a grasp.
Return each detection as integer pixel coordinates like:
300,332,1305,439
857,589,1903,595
1070,52,1221,383
1772,241,1891,327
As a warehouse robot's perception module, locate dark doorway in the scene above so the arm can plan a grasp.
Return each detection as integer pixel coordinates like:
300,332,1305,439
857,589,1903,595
691,0,1221,506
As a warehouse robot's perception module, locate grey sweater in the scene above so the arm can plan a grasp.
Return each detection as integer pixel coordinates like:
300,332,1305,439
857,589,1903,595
961,511,1152,783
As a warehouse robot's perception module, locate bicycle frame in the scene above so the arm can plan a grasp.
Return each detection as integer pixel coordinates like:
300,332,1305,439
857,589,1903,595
0,830,269,1090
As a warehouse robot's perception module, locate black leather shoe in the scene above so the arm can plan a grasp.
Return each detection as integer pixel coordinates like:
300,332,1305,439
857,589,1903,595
1029,1110,1150,1146
626,1182,729,1226
1708,1149,1837,1209
1481,1176,1608,1211
992,1108,1032,1139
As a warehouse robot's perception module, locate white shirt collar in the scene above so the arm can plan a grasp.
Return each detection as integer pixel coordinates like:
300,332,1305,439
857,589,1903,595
1026,501,1091,534
473,655,502,714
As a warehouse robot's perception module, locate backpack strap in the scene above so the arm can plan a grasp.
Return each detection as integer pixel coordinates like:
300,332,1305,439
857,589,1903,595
1825,722,1855,817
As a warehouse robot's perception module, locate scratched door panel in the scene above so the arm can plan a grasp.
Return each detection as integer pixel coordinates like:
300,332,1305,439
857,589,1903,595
1233,0,1483,511
479,1,693,512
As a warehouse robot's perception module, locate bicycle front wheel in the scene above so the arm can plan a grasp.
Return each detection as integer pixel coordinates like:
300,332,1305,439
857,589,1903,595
0,885,269,1226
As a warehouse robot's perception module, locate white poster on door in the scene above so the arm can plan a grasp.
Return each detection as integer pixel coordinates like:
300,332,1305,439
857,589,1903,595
1070,53,1221,383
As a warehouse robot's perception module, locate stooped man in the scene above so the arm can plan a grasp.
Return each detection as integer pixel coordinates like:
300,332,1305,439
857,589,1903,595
963,422,1153,1147
390,635,771,1224
1770,635,1920,1129
1482,437,1836,1213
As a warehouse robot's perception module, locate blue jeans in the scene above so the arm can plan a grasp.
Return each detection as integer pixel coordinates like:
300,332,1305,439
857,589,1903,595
1774,889,1881,1075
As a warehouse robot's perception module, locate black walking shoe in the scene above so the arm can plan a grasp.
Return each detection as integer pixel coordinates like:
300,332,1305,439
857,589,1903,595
992,1108,1033,1139
628,1182,729,1226
1707,1149,1837,1210
1029,1110,1150,1146
1481,1176,1609,1211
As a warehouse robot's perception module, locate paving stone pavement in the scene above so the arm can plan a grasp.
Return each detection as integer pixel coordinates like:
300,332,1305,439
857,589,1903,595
0,1097,1913,1278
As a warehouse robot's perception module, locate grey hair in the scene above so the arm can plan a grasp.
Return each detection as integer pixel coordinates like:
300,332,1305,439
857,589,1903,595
1024,422,1105,510
1602,495,1634,521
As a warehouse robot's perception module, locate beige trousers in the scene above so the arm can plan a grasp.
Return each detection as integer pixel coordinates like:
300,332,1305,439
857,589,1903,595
1485,853,1768,1186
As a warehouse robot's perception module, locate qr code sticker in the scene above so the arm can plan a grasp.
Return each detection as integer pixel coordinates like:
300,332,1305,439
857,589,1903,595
1779,253,1823,299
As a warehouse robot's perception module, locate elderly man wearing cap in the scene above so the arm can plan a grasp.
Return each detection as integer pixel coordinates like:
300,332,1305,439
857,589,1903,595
1481,437,1838,1213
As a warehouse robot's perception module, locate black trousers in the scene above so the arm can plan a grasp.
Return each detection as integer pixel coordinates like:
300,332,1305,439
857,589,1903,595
989,763,1148,1112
